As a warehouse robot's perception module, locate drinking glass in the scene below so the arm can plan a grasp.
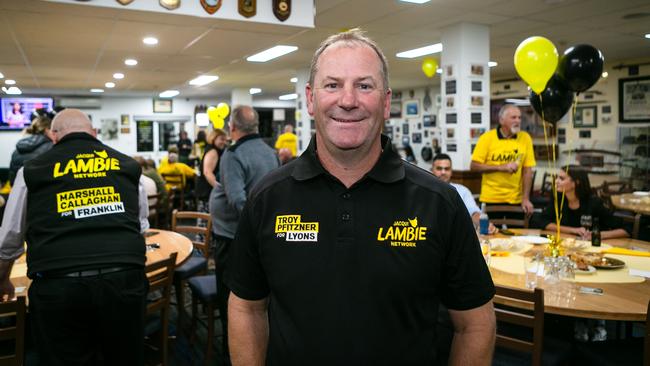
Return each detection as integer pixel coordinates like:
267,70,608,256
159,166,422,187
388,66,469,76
524,255,540,289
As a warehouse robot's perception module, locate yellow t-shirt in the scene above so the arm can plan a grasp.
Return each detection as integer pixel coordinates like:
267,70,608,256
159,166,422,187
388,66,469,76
274,132,298,157
158,162,196,191
471,129,536,204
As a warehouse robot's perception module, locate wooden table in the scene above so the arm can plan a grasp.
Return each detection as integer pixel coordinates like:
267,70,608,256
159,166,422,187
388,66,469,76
10,229,193,298
611,193,650,216
489,229,650,321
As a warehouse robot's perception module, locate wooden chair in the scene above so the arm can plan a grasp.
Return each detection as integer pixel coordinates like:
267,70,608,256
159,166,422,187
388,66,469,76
145,252,178,366
171,210,212,332
602,180,634,195
600,180,633,210
485,205,529,228
530,171,552,208
147,193,162,229
187,275,219,366
493,285,544,366
0,296,26,366
619,212,642,240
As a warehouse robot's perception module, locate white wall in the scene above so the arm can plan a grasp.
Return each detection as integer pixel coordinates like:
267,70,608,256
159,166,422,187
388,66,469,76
491,60,650,189
0,96,294,167
386,86,442,171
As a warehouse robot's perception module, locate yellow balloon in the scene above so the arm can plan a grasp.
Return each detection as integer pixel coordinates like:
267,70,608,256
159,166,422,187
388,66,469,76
212,117,224,129
215,102,230,119
207,106,219,123
421,57,438,78
514,36,558,94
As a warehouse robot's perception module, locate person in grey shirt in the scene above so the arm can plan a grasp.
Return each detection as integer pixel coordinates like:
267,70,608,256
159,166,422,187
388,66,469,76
209,105,279,360
431,153,496,234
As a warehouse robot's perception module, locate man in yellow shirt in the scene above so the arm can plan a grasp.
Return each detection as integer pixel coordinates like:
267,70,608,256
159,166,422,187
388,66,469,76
158,152,196,191
470,104,536,216
274,124,298,157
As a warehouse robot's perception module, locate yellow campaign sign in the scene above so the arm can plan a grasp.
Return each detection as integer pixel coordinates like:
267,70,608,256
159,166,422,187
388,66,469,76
274,214,319,233
52,150,121,179
56,186,121,213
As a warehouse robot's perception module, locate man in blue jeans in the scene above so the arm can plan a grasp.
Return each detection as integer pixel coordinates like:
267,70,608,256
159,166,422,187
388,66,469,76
209,105,279,362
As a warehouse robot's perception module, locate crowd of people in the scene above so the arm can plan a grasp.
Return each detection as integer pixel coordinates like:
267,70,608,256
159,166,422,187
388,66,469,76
0,28,641,365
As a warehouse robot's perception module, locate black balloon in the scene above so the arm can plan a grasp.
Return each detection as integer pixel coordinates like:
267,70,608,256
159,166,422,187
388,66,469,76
558,44,604,93
530,75,574,123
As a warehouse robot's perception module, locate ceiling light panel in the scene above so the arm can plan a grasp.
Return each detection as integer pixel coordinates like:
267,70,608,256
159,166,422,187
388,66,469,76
159,90,179,98
396,43,443,58
247,46,298,62
3,87,22,95
279,93,297,100
189,75,219,86
143,37,159,45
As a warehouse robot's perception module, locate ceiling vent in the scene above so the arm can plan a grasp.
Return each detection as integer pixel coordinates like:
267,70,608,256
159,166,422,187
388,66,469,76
57,97,102,109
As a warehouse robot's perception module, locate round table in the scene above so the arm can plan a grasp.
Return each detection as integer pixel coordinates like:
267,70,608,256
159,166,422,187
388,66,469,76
611,193,650,216
489,228,650,321
10,229,193,299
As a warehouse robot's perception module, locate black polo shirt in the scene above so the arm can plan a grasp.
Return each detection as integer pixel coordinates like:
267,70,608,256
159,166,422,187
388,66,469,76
226,135,494,365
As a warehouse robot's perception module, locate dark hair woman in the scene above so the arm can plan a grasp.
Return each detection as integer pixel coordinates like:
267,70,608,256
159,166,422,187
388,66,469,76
534,165,629,239
195,129,228,211
9,116,53,184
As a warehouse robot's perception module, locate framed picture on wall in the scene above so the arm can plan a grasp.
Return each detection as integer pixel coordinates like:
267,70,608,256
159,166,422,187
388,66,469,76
446,97,454,108
390,100,402,118
573,105,597,128
470,64,484,76
404,99,420,118
445,80,456,95
423,114,436,127
619,76,650,123
153,99,173,113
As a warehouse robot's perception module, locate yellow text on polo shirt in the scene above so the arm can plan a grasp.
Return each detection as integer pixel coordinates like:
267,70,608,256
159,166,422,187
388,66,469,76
53,150,120,179
376,217,427,248
275,214,319,242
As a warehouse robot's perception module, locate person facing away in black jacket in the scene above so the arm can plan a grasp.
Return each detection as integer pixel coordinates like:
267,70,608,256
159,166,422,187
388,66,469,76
9,115,54,185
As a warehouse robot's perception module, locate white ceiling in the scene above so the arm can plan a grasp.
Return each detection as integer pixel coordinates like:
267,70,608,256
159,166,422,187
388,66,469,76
1,0,649,99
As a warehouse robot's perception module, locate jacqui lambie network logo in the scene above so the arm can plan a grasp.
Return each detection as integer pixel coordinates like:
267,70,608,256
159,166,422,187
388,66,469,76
376,217,427,248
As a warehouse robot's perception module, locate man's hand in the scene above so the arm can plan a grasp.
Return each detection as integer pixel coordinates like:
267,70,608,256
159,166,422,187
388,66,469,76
500,162,518,173
573,227,590,240
0,277,15,302
521,199,534,216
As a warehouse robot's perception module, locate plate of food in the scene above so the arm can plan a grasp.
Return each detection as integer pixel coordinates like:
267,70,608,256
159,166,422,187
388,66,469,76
592,256,626,269
513,235,550,245
488,238,522,252
561,238,591,250
574,265,596,275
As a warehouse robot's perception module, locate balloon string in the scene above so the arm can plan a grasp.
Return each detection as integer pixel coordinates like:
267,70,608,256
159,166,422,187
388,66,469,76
539,94,567,245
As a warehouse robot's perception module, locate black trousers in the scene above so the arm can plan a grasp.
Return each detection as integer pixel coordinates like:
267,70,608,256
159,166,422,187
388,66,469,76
28,268,148,366
214,235,232,360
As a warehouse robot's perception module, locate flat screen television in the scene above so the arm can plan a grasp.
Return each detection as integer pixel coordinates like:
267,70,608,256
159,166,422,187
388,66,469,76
0,97,54,130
